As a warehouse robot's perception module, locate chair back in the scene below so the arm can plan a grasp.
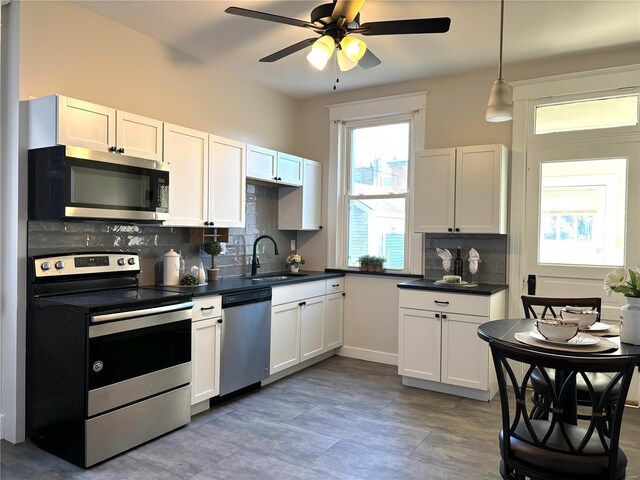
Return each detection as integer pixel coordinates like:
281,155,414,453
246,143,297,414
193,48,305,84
489,339,636,480
521,295,601,320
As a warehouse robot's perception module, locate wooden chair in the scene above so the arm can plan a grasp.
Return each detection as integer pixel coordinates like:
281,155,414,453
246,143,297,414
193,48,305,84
489,339,635,480
520,295,619,423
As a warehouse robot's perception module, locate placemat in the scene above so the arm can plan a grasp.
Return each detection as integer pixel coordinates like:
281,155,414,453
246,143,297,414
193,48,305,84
515,331,619,353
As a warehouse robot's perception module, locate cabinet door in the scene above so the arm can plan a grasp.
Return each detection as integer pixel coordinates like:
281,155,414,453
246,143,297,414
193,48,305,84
441,313,488,390
115,110,163,161
302,159,322,230
163,123,208,226
413,149,456,233
57,96,116,152
324,292,344,351
270,302,300,374
300,296,325,362
191,318,220,405
276,152,303,186
247,144,276,182
208,135,246,228
455,145,507,234
398,308,441,381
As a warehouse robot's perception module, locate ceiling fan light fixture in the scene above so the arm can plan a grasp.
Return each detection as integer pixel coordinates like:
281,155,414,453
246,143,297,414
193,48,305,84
337,49,358,71
306,35,335,70
340,36,367,62
485,0,512,122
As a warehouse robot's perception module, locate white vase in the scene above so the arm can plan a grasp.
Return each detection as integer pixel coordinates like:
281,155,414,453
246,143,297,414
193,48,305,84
620,296,640,345
290,265,299,273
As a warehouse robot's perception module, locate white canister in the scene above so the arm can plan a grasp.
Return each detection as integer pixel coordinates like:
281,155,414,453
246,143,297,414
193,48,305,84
163,249,180,285
620,297,640,345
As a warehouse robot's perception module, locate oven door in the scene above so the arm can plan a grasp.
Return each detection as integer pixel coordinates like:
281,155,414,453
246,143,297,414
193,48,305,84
87,302,192,416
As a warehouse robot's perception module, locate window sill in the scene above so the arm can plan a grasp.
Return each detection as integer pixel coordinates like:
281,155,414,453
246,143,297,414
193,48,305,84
324,268,423,279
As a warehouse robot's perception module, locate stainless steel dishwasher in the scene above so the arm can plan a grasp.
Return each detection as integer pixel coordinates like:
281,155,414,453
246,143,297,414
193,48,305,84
220,287,272,396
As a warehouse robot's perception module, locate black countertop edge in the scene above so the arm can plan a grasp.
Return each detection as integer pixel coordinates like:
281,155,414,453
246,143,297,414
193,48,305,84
324,268,423,279
143,271,344,297
397,279,508,296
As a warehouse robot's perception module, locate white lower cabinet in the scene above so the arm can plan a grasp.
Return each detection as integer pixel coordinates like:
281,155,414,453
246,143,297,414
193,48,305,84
270,278,344,376
398,288,506,400
191,296,222,406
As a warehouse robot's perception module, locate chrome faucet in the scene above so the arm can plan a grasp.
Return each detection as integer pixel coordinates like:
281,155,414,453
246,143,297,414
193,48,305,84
251,235,280,276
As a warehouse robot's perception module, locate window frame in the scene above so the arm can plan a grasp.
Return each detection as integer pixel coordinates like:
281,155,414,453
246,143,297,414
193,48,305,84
326,92,427,274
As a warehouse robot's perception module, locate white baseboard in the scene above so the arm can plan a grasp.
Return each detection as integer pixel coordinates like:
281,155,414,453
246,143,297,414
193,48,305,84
262,351,335,386
338,346,398,366
402,376,496,402
190,400,209,416
0,413,4,440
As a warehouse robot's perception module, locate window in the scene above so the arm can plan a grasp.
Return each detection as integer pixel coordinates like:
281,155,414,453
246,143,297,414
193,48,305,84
345,120,411,270
538,158,627,267
535,94,639,135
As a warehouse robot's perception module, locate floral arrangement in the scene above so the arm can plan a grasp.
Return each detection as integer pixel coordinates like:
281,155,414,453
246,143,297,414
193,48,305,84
286,254,305,268
604,267,640,297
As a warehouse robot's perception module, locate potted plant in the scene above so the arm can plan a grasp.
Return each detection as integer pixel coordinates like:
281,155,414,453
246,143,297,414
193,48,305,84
372,256,386,272
604,266,640,344
204,241,222,281
286,254,305,273
358,255,371,272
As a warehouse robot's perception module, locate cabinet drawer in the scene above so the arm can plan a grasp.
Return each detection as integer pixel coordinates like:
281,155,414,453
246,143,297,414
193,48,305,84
399,289,489,317
192,295,222,321
272,281,325,306
325,277,345,294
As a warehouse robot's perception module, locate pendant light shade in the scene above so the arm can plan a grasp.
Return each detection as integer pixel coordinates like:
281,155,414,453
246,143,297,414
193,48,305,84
485,0,512,122
340,36,367,62
306,35,335,70
337,49,358,71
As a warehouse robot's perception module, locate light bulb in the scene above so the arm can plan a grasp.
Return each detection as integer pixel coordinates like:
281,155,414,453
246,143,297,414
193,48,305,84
340,36,366,62
306,35,335,70
337,49,357,71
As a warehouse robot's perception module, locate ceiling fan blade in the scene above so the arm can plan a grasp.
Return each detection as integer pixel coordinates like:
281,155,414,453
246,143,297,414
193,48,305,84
225,7,317,30
259,38,318,63
358,49,381,69
331,0,366,23
359,17,451,36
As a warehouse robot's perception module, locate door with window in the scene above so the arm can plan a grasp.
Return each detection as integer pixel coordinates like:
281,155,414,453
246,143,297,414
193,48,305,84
523,92,640,320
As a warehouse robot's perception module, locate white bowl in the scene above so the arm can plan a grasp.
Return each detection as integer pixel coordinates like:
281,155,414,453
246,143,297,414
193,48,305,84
560,309,599,329
536,319,579,342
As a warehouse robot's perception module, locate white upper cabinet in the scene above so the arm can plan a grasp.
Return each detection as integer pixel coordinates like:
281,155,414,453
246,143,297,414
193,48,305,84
414,144,508,234
276,152,303,186
163,123,208,227
247,145,303,187
278,159,322,231
207,135,246,228
29,95,162,161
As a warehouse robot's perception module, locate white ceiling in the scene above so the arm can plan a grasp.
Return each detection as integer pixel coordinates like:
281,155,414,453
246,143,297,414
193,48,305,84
73,0,640,99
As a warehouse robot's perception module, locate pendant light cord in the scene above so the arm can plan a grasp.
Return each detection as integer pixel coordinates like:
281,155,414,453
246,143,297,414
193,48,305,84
498,0,504,80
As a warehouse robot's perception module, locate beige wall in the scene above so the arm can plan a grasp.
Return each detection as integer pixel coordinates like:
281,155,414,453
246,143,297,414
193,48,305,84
19,0,300,152
294,46,640,270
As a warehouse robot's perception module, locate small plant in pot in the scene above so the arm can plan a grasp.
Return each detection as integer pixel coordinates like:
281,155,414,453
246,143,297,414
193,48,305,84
358,255,371,272
204,241,222,281
372,256,386,272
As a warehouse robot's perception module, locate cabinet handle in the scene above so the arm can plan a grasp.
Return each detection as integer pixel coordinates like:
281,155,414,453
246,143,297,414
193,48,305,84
117,148,125,154
434,300,449,305
217,318,223,324
442,314,447,320
319,226,323,229
332,284,340,287
298,301,306,307
108,146,117,152
204,221,209,226
200,306,215,311
447,228,453,232
278,177,282,181
273,176,278,181
455,228,460,232
342,293,346,297
435,313,440,319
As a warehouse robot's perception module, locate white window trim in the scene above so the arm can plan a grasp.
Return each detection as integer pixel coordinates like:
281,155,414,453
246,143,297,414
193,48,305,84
327,92,427,274
507,64,640,317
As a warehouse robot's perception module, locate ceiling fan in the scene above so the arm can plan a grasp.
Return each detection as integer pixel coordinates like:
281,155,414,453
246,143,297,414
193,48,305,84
225,0,451,72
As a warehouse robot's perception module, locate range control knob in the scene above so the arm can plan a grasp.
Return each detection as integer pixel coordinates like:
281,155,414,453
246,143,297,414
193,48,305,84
55,261,65,270
128,258,136,265
117,258,126,266
41,261,52,271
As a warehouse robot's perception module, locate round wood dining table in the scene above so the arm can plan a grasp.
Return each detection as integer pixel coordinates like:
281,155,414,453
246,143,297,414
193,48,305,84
477,318,640,423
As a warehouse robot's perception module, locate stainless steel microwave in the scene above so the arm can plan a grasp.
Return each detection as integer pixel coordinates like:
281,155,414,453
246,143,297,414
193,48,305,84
28,145,169,222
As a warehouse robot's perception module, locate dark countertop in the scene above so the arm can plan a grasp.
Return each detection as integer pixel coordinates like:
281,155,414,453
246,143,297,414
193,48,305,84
397,278,508,296
143,270,344,297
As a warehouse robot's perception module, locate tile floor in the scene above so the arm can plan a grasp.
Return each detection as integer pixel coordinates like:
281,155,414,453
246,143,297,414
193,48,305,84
2,356,640,479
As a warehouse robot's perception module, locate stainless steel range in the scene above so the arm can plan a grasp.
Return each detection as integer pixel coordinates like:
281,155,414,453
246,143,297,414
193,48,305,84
27,252,194,467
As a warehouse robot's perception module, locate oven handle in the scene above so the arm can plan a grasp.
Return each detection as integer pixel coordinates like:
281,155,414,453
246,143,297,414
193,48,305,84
91,301,194,324
89,301,194,338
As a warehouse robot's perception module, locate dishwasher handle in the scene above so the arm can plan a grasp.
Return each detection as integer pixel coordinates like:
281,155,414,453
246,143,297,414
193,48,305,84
222,287,272,309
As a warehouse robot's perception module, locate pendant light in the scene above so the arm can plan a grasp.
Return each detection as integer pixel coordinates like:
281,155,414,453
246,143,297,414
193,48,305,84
485,0,512,122
307,35,335,70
